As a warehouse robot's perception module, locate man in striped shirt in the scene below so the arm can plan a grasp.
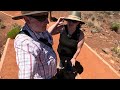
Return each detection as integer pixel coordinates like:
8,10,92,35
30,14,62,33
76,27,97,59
12,11,57,79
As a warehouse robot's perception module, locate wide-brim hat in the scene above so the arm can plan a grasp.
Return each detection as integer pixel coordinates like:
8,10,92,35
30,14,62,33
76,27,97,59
12,11,49,20
64,11,85,24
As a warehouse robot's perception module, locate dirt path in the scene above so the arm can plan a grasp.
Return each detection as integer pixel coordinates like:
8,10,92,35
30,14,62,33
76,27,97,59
0,11,120,79
53,34,120,79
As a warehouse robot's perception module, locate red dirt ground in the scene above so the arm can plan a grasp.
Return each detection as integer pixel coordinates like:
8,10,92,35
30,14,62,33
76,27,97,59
0,11,120,79
0,34,119,79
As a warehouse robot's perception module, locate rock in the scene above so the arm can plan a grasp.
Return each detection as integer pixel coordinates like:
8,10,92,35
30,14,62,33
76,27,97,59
91,29,101,34
116,29,120,34
101,48,111,54
112,52,118,57
110,59,115,64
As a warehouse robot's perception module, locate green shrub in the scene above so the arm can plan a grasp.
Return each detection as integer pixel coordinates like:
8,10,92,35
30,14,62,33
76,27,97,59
112,46,120,55
111,22,120,32
7,23,21,39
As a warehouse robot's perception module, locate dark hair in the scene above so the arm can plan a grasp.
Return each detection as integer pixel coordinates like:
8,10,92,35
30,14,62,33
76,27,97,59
76,23,81,30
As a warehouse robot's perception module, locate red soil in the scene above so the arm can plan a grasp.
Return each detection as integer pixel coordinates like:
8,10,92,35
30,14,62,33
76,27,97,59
0,11,120,79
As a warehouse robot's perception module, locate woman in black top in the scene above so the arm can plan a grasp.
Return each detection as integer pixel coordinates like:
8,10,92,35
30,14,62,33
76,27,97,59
48,11,85,78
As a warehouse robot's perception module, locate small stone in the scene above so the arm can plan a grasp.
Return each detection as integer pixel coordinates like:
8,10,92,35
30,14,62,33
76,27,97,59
110,59,115,64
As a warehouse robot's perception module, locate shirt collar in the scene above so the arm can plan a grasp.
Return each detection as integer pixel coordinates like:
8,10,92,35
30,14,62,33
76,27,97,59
22,23,50,41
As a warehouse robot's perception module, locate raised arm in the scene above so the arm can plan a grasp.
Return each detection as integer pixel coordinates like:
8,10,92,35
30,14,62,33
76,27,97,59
48,17,64,35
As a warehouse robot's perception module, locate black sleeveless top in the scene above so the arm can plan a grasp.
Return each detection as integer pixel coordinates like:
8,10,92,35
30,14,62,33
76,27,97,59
57,25,80,58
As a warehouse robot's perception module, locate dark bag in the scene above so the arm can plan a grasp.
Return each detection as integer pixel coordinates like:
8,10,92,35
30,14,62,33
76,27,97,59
56,60,83,79
73,61,84,74
56,68,77,79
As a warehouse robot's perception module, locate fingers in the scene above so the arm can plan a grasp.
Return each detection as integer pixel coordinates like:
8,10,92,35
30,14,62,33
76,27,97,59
58,17,65,22
56,18,65,26
72,63,75,66
71,60,75,66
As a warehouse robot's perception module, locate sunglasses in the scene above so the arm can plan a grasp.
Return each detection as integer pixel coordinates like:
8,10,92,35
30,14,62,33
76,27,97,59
29,14,48,22
66,19,78,23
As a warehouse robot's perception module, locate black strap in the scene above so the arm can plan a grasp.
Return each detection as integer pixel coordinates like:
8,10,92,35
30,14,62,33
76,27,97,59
38,38,52,48
19,30,31,37
19,30,52,48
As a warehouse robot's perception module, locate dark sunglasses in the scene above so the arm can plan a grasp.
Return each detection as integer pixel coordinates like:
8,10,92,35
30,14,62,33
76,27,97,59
66,19,78,23
29,15,48,22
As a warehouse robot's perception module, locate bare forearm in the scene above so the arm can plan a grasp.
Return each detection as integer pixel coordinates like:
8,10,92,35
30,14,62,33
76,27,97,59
48,17,64,35
73,48,81,59
73,39,84,59
48,22,59,34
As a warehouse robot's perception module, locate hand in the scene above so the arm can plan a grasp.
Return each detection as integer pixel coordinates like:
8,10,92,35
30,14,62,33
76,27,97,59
56,17,64,25
71,58,76,66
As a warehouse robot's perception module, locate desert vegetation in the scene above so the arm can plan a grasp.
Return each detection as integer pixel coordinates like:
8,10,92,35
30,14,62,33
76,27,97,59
0,11,120,73
81,11,120,72
7,23,21,39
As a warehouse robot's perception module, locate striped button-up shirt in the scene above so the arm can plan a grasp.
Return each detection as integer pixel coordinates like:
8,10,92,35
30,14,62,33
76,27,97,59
14,24,57,79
